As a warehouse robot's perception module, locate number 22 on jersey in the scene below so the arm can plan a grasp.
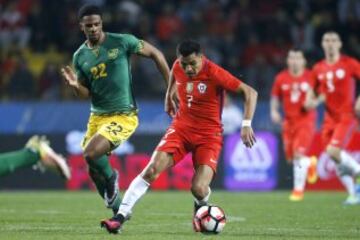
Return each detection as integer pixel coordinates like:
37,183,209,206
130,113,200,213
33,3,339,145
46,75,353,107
90,63,107,80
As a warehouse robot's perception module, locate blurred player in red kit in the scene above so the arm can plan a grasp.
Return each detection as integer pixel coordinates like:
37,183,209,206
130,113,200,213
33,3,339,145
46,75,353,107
271,49,318,202
101,39,258,234
305,31,360,205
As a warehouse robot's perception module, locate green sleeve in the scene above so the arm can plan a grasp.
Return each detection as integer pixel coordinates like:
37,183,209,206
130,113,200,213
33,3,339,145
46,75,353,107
122,34,143,54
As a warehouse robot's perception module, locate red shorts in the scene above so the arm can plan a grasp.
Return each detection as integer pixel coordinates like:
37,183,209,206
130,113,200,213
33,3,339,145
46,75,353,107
322,117,357,148
156,124,223,172
282,121,315,160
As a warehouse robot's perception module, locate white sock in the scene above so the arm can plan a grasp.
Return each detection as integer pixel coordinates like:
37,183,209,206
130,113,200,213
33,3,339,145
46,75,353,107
335,165,355,197
118,175,150,217
293,158,309,192
194,187,211,205
340,151,360,176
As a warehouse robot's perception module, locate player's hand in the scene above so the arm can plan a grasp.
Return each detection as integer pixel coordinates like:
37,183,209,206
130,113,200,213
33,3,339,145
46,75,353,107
303,97,317,110
270,111,282,125
355,96,360,118
61,66,79,89
165,93,177,118
241,126,256,148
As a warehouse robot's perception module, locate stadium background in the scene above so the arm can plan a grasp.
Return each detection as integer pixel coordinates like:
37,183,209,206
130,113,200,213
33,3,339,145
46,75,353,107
1,0,360,191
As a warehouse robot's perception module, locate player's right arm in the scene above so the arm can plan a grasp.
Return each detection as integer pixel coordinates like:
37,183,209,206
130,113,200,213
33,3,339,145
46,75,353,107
164,68,177,117
304,68,325,110
270,97,282,125
61,65,90,99
270,75,282,125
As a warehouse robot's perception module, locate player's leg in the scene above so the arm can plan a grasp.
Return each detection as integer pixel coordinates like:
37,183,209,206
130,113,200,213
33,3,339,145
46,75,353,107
100,150,174,234
290,124,317,201
84,134,121,212
0,135,70,179
119,151,174,218
100,125,185,234
325,119,360,204
191,140,220,232
0,137,40,176
192,165,214,211
84,113,139,214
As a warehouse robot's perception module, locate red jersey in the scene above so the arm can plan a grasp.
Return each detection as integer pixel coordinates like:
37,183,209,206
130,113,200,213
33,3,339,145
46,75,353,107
271,69,316,122
172,57,241,133
313,55,360,121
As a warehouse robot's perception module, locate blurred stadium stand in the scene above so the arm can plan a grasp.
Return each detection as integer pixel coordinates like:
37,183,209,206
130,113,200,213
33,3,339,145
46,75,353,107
1,0,359,102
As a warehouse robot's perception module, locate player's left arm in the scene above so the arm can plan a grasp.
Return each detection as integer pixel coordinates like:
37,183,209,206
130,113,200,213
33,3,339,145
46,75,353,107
211,65,257,148
137,40,170,86
235,82,258,148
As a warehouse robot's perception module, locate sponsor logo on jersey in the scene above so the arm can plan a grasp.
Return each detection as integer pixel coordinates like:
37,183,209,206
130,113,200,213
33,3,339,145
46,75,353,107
198,82,207,94
108,49,119,59
186,82,194,93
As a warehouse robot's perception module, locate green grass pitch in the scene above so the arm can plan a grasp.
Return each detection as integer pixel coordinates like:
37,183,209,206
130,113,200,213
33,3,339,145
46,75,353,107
0,191,359,240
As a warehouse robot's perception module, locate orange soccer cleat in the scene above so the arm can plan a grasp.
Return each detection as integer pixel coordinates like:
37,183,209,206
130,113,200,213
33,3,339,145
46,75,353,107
307,156,318,184
289,190,304,202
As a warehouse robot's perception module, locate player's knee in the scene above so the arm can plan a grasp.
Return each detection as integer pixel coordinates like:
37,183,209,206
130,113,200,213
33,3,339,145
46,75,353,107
83,149,97,164
326,145,341,162
191,183,209,199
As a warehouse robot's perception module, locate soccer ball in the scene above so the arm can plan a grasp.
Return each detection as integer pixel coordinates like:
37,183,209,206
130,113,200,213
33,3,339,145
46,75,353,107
194,205,226,234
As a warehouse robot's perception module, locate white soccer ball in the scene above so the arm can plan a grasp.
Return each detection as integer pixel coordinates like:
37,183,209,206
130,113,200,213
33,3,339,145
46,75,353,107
194,205,226,234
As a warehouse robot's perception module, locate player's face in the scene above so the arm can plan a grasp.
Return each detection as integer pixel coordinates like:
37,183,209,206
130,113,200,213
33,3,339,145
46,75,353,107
322,33,342,55
286,51,305,73
179,53,202,77
80,15,103,43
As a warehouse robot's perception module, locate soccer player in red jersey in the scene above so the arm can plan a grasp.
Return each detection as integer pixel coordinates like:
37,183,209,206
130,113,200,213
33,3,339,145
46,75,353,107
271,49,318,202
101,39,258,234
305,31,360,205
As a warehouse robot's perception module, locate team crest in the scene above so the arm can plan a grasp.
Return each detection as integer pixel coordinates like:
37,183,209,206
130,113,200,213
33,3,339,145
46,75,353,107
108,49,119,59
186,82,194,93
335,69,345,79
198,82,207,94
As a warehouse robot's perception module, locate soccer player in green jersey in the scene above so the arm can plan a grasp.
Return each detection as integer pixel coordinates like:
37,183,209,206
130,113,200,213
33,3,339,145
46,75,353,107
61,5,170,216
0,135,70,180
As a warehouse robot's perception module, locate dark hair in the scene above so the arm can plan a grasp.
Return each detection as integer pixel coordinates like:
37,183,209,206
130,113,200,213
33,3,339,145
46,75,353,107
288,47,303,52
176,39,201,57
78,4,102,20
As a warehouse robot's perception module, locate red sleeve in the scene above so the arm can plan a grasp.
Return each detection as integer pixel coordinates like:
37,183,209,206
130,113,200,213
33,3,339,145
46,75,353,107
271,74,281,98
210,62,241,91
349,57,360,79
312,65,324,94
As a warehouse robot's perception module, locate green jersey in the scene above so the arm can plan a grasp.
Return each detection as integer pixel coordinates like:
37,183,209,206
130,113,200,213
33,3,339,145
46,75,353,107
73,33,142,114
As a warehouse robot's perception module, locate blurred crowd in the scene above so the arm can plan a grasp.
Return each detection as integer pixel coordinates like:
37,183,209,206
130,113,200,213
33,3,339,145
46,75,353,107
0,0,359,101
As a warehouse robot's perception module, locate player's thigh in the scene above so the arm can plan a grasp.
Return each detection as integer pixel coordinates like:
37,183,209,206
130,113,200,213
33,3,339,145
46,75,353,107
82,114,100,149
156,126,188,165
321,121,334,148
330,118,357,148
293,124,316,158
193,137,222,173
97,113,139,149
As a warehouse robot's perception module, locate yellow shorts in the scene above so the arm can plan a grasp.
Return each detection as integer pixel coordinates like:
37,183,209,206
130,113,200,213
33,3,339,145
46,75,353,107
82,112,138,150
